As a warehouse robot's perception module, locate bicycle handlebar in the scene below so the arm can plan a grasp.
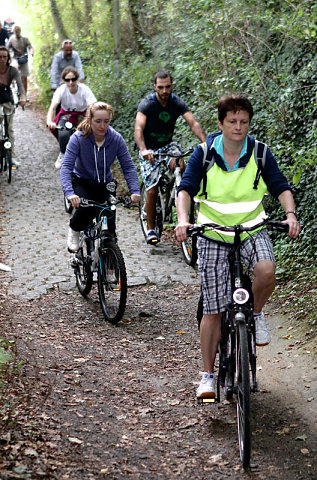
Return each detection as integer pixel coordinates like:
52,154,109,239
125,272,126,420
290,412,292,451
187,219,289,236
152,147,194,160
80,196,132,208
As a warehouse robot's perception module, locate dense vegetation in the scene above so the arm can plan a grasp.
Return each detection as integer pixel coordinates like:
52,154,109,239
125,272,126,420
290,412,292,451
16,0,317,332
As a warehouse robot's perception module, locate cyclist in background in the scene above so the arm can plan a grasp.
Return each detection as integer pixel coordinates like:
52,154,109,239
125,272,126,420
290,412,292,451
50,39,84,91
175,94,300,400
0,46,26,167
6,25,34,98
60,101,140,252
134,70,206,245
46,66,96,169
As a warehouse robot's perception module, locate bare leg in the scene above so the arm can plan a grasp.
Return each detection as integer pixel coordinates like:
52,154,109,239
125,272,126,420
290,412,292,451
252,260,276,313
145,185,158,230
200,313,222,373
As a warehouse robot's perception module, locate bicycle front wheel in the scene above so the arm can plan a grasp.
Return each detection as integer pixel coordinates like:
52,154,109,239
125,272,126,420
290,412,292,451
5,149,12,183
75,235,93,297
181,199,198,266
236,321,251,468
98,242,127,324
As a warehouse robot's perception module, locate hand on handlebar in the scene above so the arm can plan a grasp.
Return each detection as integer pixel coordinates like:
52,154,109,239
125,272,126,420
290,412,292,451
131,193,141,204
67,195,81,209
282,217,301,239
47,121,57,130
141,149,154,163
175,221,192,242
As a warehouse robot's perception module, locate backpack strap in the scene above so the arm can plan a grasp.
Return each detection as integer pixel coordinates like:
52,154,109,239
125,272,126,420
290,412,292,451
198,142,215,199
253,140,268,190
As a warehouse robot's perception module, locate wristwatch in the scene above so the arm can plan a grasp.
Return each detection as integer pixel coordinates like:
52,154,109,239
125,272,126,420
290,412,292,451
286,210,297,218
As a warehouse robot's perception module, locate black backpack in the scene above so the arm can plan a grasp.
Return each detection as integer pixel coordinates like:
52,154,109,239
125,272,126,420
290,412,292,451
198,140,268,199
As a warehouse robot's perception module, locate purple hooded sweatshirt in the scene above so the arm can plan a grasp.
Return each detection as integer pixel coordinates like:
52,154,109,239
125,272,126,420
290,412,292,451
60,127,140,198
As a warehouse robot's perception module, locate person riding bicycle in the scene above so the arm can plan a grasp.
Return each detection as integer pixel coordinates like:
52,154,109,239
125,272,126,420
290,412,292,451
46,66,97,169
175,94,301,400
60,101,140,252
134,70,206,245
0,46,26,167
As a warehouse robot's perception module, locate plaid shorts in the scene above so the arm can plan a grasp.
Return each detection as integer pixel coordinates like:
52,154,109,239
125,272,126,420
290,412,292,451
198,229,275,315
139,141,182,190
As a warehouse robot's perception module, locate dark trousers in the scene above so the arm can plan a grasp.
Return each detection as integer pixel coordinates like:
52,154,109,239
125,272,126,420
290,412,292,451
69,175,116,234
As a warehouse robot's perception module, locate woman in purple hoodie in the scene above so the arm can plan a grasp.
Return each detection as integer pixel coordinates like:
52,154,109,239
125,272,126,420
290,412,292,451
61,101,140,252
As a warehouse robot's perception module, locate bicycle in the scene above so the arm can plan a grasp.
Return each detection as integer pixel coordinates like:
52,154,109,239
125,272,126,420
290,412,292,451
0,103,15,184
189,218,289,468
70,195,130,324
139,147,194,251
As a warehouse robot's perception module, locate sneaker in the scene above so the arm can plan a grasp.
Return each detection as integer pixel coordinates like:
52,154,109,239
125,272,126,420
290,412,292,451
255,312,271,346
146,229,159,245
55,152,64,169
196,372,216,399
67,227,80,252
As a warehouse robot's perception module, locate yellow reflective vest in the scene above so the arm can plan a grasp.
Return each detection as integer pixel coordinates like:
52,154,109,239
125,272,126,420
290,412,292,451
195,150,268,243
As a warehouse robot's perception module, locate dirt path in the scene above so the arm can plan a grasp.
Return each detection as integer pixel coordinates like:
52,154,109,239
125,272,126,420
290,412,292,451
0,105,316,479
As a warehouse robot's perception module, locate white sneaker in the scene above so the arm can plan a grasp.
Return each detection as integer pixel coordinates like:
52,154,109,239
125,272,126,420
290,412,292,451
196,372,215,399
255,312,271,346
55,152,64,169
67,227,80,252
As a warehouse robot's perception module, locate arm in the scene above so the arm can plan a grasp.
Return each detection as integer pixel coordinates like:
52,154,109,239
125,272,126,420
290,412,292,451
175,190,192,242
278,190,301,239
46,100,59,129
50,54,60,90
60,135,79,205
116,136,141,201
183,111,206,142
134,111,155,161
74,52,85,81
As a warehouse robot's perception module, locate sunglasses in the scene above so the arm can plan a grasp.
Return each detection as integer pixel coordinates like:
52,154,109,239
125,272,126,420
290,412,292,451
64,77,78,82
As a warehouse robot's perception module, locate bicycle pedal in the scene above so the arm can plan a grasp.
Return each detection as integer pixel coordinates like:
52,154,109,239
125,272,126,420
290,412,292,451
197,397,216,405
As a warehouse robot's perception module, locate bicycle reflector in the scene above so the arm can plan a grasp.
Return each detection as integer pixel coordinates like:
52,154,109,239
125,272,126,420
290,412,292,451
4,140,11,149
233,288,249,305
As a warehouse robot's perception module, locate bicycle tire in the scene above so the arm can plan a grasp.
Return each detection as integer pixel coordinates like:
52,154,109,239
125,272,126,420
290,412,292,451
156,189,165,239
236,321,251,468
0,144,4,172
5,149,12,183
181,199,198,266
98,241,127,324
75,235,93,296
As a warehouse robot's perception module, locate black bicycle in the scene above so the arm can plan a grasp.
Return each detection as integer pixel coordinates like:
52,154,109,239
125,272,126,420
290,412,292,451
0,103,15,183
139,147,193,250
70,196,130,324
190,218,289,468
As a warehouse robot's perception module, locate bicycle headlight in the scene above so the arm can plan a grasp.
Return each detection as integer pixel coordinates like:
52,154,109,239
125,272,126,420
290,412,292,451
233,288,249,305
4,141,11,149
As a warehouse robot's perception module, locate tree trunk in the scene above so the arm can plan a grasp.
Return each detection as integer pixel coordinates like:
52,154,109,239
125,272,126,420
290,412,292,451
49,0,68,42
113,0,121,104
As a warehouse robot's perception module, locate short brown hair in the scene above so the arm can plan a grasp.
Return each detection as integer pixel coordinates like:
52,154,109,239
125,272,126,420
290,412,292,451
77,102,114,136
218,94,253,123
0,46,10,66
154,70,173,84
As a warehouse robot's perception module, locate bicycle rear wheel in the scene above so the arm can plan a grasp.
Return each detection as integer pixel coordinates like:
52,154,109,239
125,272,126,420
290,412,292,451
236,321,251,468
181,199,198,266
98,242,127,324
75,235,93,296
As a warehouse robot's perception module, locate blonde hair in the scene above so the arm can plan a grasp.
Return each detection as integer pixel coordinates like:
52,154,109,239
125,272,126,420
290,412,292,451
77,102,114,137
